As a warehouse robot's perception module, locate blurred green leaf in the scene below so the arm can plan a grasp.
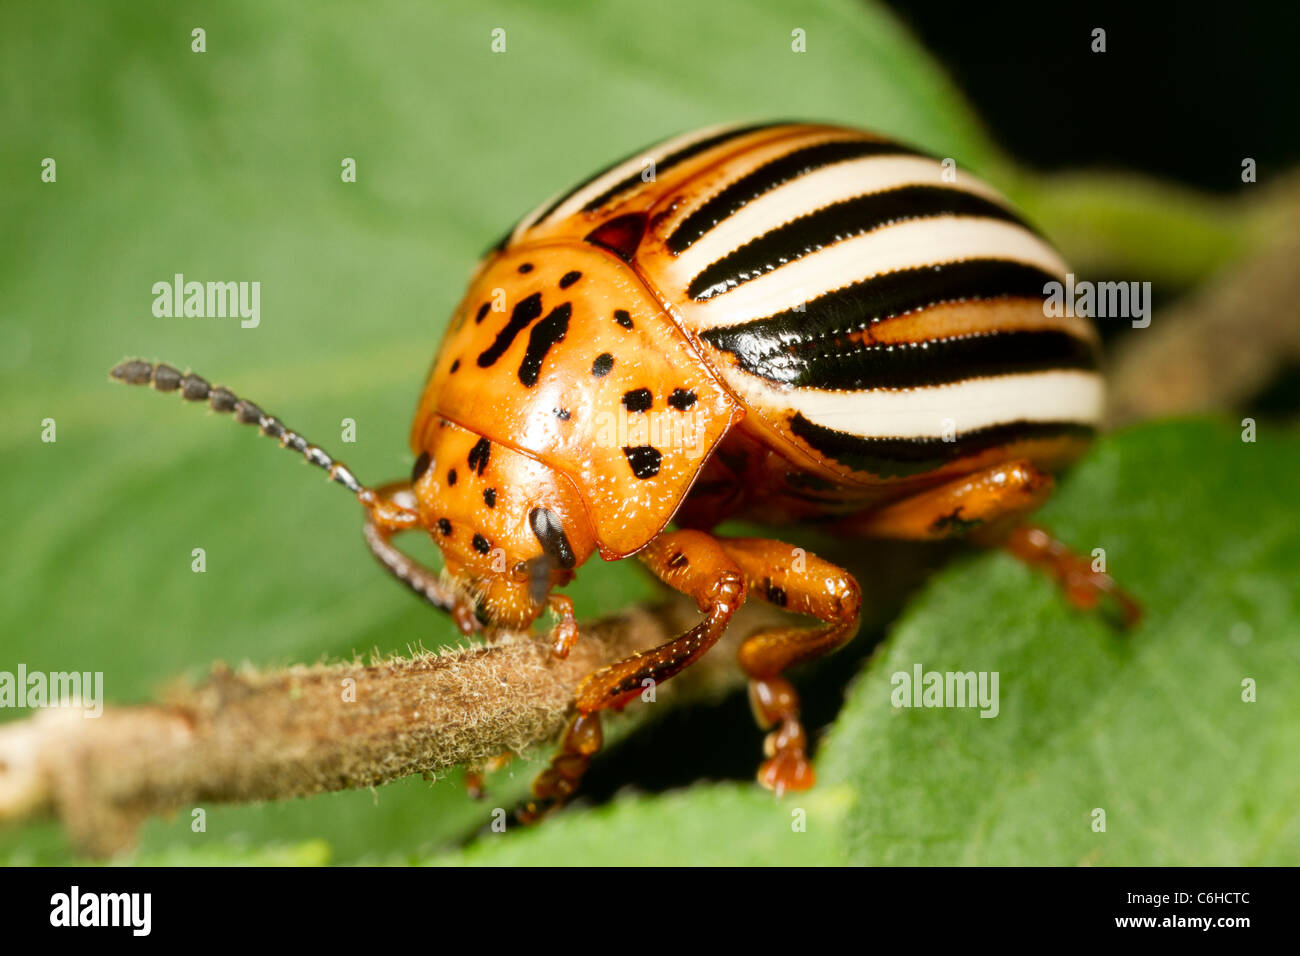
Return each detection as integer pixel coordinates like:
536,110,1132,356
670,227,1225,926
1010,171,1257,290
821,420,1300,865
121,840,333,868
418,784,852,866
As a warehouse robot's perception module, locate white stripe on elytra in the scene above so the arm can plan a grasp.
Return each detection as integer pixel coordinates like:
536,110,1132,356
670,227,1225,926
512,122,758,241
670,155,1010,284
684,217,1069,329
722,368,1104,438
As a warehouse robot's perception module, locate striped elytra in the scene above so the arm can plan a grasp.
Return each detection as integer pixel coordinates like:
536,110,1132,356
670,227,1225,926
415,120,1099,558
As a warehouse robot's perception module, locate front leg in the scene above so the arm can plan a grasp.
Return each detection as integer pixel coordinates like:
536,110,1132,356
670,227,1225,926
362,481,481,635
520,530,745,820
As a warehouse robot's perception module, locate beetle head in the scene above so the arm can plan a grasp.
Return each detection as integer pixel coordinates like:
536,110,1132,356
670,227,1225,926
411,420,595,631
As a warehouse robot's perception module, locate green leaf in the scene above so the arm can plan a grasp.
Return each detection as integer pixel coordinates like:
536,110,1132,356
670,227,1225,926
1008,171,1257,290
820,420,1300,865
0,0,989,864
115,840,333,868
417,783,852,866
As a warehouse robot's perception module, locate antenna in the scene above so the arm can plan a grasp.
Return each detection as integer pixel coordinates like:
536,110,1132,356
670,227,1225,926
110,359,372,493
110,359,464,616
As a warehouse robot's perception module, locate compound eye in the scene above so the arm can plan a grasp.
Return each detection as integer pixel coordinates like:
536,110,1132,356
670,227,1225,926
528,507,575,570
411,450,432,483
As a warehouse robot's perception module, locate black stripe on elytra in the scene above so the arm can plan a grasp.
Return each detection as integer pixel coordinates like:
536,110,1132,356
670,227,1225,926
712,329,1098,391
789,415,1095,479
518,303,572,387
579,123,785,214
667,138,923,254
477,292,543,368
688,186,1033,301
699,259,1063,382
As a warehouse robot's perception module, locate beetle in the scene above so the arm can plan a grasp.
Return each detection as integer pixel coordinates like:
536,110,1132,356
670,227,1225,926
113,121,1138,819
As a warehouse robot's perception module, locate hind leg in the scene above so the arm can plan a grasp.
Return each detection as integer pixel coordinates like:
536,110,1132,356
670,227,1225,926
844,459,1140,626
717,539,862,795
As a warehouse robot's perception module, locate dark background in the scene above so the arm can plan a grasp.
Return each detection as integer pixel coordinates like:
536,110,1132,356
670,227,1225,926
883,1,1299,192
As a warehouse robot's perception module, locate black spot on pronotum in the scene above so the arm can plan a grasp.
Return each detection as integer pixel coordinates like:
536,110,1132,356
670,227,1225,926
477,292,543,367
558,270,582,289
447,468,458,486
518,303,571,387
622,445,662,479
622,388,652,413
518,262,534,274
668,388,697,410
437,518,452,536
483,487,496,508
613,309,634,329
467,437,491,475
475,302,491,324
472,533,491,555
529,507,576,570
450,358,460,373
592,352,614,377
412,451,431,483
555,408,571,420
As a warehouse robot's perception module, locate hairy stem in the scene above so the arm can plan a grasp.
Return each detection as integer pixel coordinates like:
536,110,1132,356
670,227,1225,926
0,598,780,858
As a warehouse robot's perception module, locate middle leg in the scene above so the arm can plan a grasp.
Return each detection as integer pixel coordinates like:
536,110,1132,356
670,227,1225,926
718,538,863,795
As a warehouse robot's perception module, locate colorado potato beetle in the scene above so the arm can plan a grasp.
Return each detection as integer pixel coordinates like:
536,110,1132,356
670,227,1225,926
113,121,1138,818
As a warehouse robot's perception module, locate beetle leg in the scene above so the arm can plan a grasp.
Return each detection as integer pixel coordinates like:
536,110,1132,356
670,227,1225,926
546,593,579,659
844,459,1055,541
464,752,514,800
519,530,745,821
843,459,1140,626
717,539,862,796
1001,524,1142,627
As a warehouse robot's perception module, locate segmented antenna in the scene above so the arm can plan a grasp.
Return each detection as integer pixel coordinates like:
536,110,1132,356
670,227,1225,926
109,359,365,495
